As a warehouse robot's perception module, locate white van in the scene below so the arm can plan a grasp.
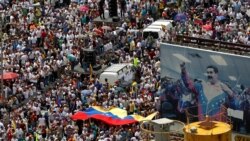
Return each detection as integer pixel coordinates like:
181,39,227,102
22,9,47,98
143,20,173,39
147,25,164,29
143,28,164,39
151,20,173,30
99,63,134,85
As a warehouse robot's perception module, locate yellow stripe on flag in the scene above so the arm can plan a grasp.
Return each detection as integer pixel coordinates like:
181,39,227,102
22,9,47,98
144,112,158,121
109,108,128,118
131,112,158,122
91,106,158,121
92,106,128,118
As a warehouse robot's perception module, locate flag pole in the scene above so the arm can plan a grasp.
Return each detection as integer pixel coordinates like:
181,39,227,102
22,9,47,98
89,64,93,80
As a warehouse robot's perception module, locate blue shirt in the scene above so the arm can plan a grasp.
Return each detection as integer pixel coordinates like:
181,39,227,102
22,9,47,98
141,9,147,17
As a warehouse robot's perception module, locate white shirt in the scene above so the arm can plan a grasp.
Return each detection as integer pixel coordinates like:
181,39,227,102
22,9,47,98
236,12,243,19
38,117,46,126
16,128,24,139
76,100,82,107
11,138,18,141
36,29,42,38
136,42,141,48
131,137,138,141
30,36,37,44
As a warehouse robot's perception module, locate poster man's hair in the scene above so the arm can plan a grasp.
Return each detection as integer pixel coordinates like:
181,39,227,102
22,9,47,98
207,65,218,73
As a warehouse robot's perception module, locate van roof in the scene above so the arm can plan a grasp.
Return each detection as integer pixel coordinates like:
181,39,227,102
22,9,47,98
154,20,173,22
151,20,173,27
152,20,173,24
147,25,163,29
128,29,139,32
104,64,128,72
143,28,162,32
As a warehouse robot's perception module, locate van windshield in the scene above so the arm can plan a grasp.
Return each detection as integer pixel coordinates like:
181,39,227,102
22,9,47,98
143,31,159,39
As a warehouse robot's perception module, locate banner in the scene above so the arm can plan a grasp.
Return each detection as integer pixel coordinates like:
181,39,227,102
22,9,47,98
71,106,158,126
160,43,250,134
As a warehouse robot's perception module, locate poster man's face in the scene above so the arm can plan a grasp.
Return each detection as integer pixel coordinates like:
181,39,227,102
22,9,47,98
206,68,218,82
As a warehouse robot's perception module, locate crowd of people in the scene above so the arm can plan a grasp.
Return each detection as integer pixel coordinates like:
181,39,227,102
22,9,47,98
162,0,250,44
0,0,162,140
0,0,249,140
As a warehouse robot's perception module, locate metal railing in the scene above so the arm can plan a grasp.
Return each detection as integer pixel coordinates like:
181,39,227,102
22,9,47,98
140,119,185,141
174,35,250,55
184,105,232,126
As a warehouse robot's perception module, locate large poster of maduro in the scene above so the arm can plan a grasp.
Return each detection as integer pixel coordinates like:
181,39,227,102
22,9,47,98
160,43,250,134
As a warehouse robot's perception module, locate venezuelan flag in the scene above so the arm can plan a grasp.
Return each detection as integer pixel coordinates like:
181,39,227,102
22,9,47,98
71,106,158,126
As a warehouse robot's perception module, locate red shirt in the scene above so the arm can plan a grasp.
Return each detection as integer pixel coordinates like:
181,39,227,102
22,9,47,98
41,31,47,38
7,129,12,141
148,51,156,59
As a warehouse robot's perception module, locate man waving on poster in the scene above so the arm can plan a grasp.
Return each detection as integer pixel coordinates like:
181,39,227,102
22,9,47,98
180,62,234,119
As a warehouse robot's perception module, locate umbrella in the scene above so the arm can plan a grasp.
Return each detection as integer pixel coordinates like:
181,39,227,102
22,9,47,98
194,18,203,26
67,54,76,62
119,81,130,88
0,72,19,80
22,47,32,52
93,28,103,35
202,24,212,31
81,89,92,96
113,86,125,94
74,63,85,73
216,16,226,21
115,86,125,92
29,24,36,30
102,26,112,30
79,5,89,12
174,13,187,22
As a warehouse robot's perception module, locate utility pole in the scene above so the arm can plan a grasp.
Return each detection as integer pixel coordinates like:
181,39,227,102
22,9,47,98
0,18,5,104
1,40,3,102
